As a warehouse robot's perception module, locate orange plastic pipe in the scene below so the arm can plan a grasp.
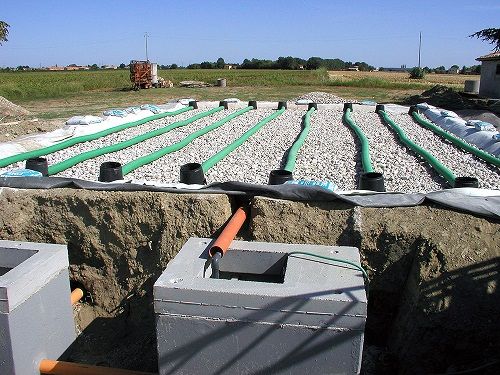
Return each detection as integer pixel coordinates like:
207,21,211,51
209,207,247,257
39,359,156,375
70,288,84,305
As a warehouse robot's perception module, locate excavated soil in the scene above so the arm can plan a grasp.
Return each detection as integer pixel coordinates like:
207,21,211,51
0,189,499,374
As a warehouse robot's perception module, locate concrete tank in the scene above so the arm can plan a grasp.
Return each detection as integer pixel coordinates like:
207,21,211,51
151,63,158,85
464,80,480,94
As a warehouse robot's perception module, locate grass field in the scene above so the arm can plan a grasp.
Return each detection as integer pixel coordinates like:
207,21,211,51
0,69,478,119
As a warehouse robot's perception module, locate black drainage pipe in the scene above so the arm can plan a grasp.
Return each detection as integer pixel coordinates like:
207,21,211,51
343,102,353,112
248,100,257,109
99,161,123,182
308,102,318,111
219,101,229,110
454,176,479,188
359,172,386,192
278,101,287,110
179,162,206,184
188,100,198,109
408,105,418,115
375,104,385,113
25,157,48,176
268,169,293,185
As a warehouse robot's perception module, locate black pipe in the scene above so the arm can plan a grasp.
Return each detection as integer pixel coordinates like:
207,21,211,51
25,157,48,176
98,161,123,182
211,252,222,279
179,162,206,184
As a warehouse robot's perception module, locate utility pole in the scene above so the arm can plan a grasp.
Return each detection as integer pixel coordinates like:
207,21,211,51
418,31,422,69
145,32,149,62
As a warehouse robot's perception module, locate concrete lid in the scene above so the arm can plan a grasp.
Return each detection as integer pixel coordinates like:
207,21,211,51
154,238,367,327
476,51,500,61
0,240,69,313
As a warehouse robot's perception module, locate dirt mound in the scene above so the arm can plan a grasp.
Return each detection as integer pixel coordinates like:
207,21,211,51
405,85,474,110
292,91,348,104
0,96,31,118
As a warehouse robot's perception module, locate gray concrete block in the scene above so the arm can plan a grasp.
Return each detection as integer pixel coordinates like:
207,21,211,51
155,237,367,374
0,240,75,375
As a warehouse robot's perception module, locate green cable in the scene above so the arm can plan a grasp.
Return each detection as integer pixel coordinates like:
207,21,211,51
121,106,253,175
287,251,369,289
378,109,457,185
411,111,500,168
283,107,315,172
48,107,222,175
201,107,286,172
343,108,374,173
0,106,193,168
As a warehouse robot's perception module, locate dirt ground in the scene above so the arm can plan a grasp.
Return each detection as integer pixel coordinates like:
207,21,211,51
0,189,498,374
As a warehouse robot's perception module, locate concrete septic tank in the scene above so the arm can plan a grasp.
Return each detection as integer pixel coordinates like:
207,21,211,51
154,237,367,374
0,240,75,375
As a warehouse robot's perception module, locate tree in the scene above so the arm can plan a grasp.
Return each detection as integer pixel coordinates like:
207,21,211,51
119,63,126,69
90,64,99,70
216,57,225,69
409,67,425,79
469,28,500,51
200,61,213,69
0,21,9,45
170,63,178,69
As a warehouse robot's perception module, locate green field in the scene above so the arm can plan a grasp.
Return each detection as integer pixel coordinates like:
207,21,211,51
0,69,456,119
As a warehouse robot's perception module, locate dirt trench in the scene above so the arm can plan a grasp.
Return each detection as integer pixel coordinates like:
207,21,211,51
0,189,499,374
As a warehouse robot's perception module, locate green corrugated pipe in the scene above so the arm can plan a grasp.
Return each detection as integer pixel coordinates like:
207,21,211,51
0,106,193,168
378,109,456,185
283,107,315,172
411,110,500,168
121,106,253,175
48,107,222,175
201,107,286,172
343,108,374,173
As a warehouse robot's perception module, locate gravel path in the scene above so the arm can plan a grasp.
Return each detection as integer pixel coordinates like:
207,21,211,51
56,109,233,180
206,109,303,184
351,110,443,192
388,112,500,189
127,109,274,183
294,109,358,190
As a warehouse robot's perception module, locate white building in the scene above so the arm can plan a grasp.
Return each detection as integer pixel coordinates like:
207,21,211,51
476,51,500,98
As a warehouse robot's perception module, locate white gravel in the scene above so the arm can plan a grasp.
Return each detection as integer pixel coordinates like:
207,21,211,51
351,110,443,193
291,92,348,104
388,112,500,190
293,109,358,190
56,109,234,180
205,109,303,184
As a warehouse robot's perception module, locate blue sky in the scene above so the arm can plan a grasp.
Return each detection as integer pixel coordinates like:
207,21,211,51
1,0,499,69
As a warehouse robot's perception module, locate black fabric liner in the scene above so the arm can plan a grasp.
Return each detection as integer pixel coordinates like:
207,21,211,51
0,177,499,219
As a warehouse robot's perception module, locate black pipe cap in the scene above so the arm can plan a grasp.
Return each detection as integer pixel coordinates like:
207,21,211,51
180,162,206,184
278,101,287,110
343,103,353,112
268,169,293,185
454,176,479,188
188,100,198,109
408,105,418,115
248,100,257,109
219,101,229,109
25,157,48,176
375,104,385,113
99,161,123,182
308,102,318,111
359,172,386,192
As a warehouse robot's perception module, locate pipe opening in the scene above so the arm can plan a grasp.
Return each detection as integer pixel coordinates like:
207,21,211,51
179,162,206,184
268,169,293,185
454,176,479,188
359,172,386,192
98,161,123,182
26,157,49,176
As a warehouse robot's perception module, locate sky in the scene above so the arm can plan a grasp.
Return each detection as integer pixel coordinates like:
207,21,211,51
1,0,499,69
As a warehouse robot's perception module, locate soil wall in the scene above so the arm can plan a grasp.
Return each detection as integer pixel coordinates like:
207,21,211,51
0,189,498,373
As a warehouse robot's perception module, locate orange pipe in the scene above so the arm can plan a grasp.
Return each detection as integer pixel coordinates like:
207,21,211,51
70,288,84,305
209,207,247,257
39,359,156,375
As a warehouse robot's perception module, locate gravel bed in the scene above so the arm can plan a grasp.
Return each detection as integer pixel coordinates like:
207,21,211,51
291,92,348,104
294,109,358,190
206,109,304,184
352,111,443,193
388,113,500,189
56,109,234,180
126,109,275,182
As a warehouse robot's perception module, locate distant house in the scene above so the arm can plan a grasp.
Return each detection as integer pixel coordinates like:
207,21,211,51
347,66,359,71
379,65,409,72
447,67,460,74
65,65,89,71
298,65,304,70
224,64,236,70
48,65,64,71
476,51,500,98
101,65,118,70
